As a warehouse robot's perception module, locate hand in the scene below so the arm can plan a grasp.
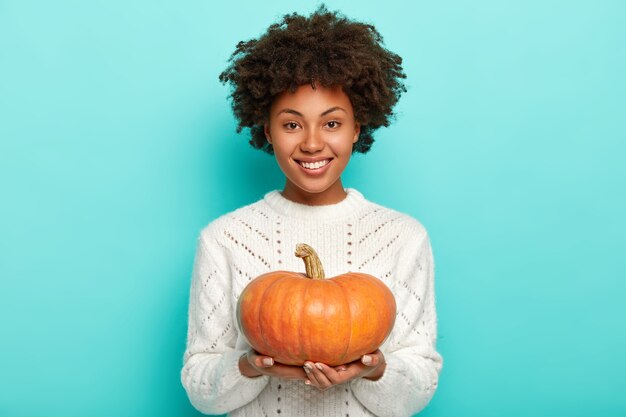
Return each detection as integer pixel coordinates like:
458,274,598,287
239,350,308,381
302,350,386,391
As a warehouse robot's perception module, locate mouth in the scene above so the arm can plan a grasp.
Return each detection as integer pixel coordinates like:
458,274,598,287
294,158,333,170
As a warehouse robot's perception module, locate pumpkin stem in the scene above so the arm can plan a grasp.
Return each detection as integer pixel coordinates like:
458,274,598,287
294,243,325,280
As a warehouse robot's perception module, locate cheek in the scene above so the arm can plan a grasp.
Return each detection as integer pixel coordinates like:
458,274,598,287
328,135,357,154
273,140,294,156
274,133,304,153
272,142,296,164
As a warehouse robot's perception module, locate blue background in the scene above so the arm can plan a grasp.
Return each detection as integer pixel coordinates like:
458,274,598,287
1,1,625,416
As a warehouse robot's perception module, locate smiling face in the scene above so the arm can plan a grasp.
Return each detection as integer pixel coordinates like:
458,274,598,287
264,83,360,205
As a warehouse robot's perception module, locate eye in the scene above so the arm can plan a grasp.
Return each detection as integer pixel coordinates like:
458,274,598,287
326,120,342,129
283,121,300,130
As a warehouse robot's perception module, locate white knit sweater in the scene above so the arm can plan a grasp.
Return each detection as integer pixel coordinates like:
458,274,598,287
181,188,443,417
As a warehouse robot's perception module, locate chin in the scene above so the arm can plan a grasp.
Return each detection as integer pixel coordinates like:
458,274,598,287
296,185,330,194
289,180,333,194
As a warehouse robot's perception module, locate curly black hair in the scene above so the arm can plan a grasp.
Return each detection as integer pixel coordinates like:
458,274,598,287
218,4,407,154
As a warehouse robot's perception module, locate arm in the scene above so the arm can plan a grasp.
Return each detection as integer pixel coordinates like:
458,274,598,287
180,225,269,415
349,222,443,417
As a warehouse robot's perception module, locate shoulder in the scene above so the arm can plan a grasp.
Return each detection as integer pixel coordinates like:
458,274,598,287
362,197,430,244
197,196,269,245
362,202,435,272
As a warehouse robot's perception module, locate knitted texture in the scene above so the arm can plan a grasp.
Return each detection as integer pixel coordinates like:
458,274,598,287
181,188,443,417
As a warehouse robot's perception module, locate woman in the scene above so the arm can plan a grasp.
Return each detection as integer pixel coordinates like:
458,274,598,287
181,5,443,416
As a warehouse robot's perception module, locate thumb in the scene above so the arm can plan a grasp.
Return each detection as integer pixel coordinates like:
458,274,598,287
258,356,274,367
248,350,274,368
361,354,379,367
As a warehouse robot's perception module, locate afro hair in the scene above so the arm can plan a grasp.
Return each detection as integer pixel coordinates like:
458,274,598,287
218,4,407,154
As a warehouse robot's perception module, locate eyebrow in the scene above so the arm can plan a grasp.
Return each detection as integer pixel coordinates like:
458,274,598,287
276,106,347,117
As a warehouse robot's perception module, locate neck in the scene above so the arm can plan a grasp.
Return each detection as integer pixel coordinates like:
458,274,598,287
281,179,347,206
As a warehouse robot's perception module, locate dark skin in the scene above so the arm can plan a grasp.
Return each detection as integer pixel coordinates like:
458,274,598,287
239,349,386,390
263,83,360,207
238,83,387,390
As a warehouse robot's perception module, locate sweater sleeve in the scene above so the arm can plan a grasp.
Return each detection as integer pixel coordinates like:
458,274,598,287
349,220,443,417
180,224,269,415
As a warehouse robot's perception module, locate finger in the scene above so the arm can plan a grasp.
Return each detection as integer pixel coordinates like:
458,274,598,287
269,363,308,380
303,362,328,389
311,362,335,388
245,352,309,380
259,356,274,367
361,354,379,367
317,362,345,385
362,350,385,367
326,363,365,384
248,351,274,368
303,362,320,386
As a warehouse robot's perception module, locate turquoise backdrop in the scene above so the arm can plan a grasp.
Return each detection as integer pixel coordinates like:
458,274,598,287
1,1,625,416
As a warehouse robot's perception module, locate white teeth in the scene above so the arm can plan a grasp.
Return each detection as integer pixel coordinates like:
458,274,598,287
299,159,330,169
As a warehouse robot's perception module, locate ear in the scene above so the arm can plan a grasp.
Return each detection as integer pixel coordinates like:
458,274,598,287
264,123,272,144
353,122,361,143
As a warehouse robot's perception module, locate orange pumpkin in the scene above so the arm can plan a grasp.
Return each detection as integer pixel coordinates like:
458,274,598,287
236,243,396,366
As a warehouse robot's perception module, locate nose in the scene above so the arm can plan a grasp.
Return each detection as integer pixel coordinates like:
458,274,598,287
300,127,324,153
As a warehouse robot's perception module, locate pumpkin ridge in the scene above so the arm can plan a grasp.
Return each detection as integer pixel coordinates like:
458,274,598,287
297,280,310,364
278,274,303,364
333,278,353,365
257,275,285,358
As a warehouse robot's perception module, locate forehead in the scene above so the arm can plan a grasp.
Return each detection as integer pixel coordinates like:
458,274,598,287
270,83,353,116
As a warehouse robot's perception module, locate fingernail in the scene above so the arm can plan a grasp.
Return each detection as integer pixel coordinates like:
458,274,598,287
315,363,324,370
303,365,311,373
305,380,311,385
362,355,372,365
262,358,273,366
337,366,347,372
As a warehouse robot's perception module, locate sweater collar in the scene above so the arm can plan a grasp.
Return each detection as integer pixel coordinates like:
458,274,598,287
263,188,367,221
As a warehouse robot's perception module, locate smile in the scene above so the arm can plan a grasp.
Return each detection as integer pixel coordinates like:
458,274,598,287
294,158,333,176
296,159,332,170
